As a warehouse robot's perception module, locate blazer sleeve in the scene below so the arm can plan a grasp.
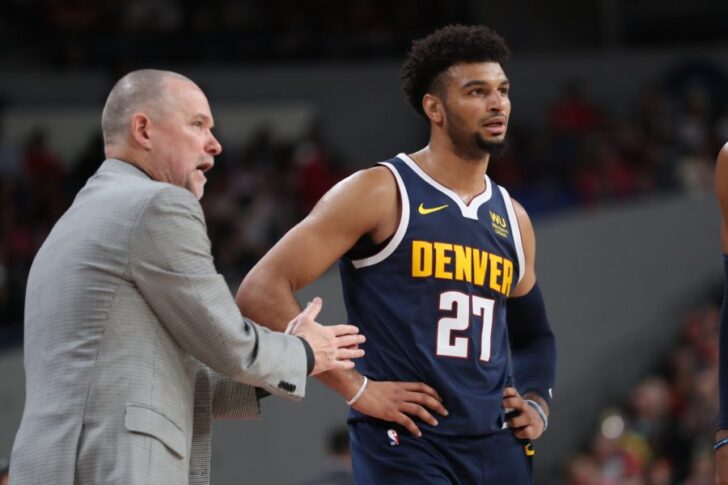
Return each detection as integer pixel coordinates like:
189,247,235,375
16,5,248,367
209,371,260,420
194,365,260,420
128,185,308,400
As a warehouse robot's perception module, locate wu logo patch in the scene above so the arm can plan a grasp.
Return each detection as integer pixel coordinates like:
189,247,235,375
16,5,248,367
489,211,509,238
387,429,400,446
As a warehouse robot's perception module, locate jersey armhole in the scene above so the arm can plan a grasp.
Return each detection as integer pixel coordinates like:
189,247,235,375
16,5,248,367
498,186,526,285
351,162,410,269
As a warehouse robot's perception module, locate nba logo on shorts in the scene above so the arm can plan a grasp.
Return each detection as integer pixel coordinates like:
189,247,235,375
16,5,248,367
387,429,400,446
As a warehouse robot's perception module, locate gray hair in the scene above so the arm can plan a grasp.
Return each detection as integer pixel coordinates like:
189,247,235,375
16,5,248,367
101,69,193,145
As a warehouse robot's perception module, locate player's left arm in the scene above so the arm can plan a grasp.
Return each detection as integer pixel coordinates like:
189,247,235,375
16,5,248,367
714,142,728,485
502,199,556,440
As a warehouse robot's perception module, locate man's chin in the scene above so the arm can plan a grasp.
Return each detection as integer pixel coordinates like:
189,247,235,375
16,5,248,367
186,182,205,200
477,138,508,158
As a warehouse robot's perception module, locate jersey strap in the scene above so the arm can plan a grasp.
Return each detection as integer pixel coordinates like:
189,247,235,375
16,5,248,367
498,185,526,285
351,162,410,269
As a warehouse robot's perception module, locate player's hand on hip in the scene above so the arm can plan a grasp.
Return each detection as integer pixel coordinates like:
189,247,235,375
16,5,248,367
502,387,545,440
291,297,365,376
352,380,448,437
716,430,728,485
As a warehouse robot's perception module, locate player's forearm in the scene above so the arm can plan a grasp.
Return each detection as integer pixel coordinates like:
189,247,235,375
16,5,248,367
236,272,301,332
512,334,556,403
507,281,556,403
316,367,366,401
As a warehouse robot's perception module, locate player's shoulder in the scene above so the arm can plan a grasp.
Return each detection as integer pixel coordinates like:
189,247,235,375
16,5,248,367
309,163,400,234
508,195,526,217
719,142,728,163
350,164,398,186
506,194,532,229
715,142,728,194
324,164,398,204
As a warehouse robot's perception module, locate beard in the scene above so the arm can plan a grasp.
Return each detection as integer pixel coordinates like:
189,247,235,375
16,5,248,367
475,134,507,158
444,105,508,162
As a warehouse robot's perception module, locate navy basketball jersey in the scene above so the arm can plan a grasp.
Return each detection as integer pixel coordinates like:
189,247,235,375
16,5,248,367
340,153,526,436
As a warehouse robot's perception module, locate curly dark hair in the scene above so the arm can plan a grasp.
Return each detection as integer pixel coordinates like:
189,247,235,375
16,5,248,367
401,25,511,118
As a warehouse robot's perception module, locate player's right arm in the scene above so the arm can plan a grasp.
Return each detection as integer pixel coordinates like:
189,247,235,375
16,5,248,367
501,198,555,441
717,143,728,252
236,166,448,436
714,143,728,485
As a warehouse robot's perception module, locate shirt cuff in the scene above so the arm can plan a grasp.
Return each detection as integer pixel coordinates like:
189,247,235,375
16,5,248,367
298,336,315,375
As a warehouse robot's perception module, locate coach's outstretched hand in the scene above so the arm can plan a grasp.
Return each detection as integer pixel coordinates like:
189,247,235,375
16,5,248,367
290,297,366,376
502,387,548,440
352,380,449,437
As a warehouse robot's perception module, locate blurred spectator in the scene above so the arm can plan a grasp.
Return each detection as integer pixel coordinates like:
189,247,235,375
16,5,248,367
646,458,672,485
120,0,183,33
22,129,64,181
566,452,618,485
548,80,604,137
293,123,341,213
563,304,721,484
573,134,641,205
45,0,103,65
683,451,713,485
675,144,715,193
715,102,728,144
71,131,105,191
675,83,712,152
298,426,354,485
0,98,21,178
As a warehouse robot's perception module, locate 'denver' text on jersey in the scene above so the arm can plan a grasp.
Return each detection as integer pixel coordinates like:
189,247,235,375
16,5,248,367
411,240,515,297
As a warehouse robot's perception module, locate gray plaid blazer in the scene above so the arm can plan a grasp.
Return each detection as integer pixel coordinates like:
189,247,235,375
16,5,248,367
10,159,308,485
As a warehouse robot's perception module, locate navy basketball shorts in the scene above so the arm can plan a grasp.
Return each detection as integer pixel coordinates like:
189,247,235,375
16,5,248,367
349,421,533,484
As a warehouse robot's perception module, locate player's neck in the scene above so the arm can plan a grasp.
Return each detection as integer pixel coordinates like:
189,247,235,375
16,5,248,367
409,143,489,204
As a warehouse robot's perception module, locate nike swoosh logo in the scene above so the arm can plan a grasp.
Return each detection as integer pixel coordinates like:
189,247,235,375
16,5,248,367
418,203,449,215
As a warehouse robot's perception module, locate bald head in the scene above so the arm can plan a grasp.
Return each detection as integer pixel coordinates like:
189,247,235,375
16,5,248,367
101,69,194,146
100,69,221,199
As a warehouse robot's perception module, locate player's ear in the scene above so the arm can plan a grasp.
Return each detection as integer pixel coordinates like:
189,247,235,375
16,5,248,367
422,94,444,125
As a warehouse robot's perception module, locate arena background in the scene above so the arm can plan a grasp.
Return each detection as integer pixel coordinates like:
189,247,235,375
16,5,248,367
1,1,727,483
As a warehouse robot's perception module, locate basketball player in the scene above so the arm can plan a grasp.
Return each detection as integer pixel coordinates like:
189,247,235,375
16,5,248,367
714,142,728,484
237,25,556,483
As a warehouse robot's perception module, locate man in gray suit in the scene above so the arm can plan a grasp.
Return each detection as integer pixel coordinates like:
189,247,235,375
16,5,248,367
10,69,365,485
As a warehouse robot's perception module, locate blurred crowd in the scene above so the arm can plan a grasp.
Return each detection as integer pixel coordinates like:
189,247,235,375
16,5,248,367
1,0,467,69
1,67,727,337
493,68,728,215
4,1,727,70
0,117,347,335
564,301,721,485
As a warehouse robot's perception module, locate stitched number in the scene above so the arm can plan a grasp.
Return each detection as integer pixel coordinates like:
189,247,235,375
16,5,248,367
473,295,496,361
437,292,469,358
436,291,495,361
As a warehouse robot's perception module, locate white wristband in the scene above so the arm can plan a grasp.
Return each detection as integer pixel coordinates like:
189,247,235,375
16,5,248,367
525,399,548,432
346,377,368,406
